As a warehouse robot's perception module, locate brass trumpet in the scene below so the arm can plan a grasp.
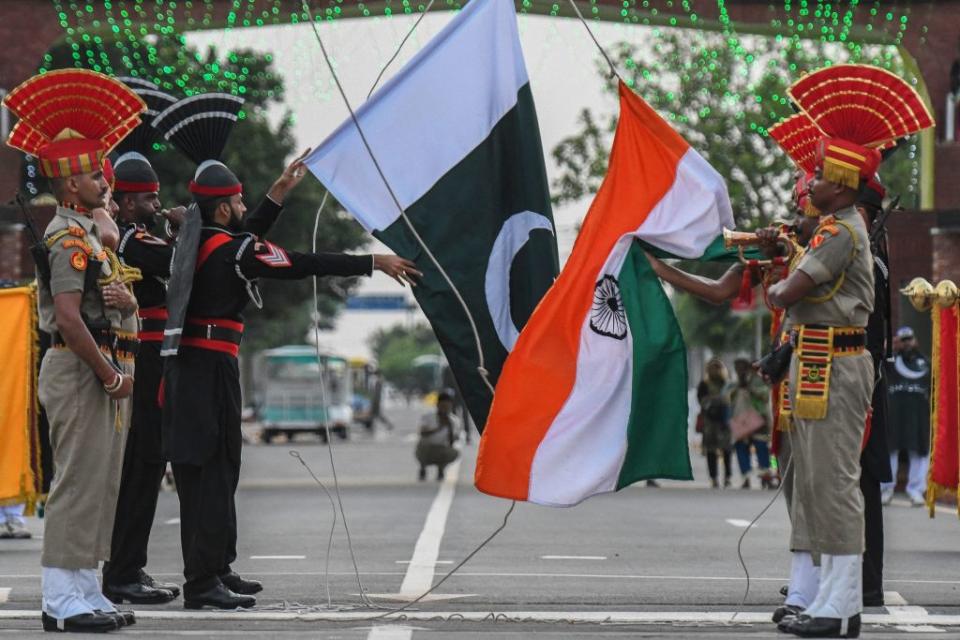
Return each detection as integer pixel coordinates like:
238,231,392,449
722,228,796,265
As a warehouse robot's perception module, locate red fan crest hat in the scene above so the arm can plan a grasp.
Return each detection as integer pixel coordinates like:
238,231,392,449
788,64,934,190
3,69,146,178
768,113,823,217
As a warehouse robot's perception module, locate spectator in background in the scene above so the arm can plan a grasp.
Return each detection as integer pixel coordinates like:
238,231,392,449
698,359,733,489
416,388,460,481
728,357,774,489
0,504,31,539
883,326,931,506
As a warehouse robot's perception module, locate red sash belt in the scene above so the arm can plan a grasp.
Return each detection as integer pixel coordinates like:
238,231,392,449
138,306,168,342
179,316,244,357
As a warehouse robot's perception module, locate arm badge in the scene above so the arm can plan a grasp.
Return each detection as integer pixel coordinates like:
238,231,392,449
70,251,88,271
254,241,292,268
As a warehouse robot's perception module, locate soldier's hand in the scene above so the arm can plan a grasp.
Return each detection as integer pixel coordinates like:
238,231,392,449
756,227,781,258
102,282,137,312
268,148,312,204
104,373,134,400
161,206,187,227
374,255,422,287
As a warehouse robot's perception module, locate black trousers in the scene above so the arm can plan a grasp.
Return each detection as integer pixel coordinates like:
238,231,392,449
860,464,884,600
104,343,167,586
172,444,240,596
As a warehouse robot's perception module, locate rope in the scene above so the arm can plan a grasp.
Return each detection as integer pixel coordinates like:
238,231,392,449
564,0,623,82
366,0,436,101
301,0,494,394
729,457,792,622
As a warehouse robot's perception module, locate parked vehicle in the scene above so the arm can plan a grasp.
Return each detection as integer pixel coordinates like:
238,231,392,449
252,346,353,443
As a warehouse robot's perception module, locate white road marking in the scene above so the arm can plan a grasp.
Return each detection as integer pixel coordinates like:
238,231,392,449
0,609,959,625
894,625,945,633
725,519,754,528
249,555,305,560
0,588,9,604
368,626,415,640
885,591,909,606
394,560,453,565
398,460,460,596
164,518,180,525
362,593,476,603
541,555,607,560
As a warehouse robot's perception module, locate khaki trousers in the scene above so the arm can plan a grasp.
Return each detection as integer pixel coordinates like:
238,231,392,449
789,351,872,556
39,348,130,569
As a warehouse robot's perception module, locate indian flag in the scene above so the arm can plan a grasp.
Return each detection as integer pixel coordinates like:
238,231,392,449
305,0,558,429
475,82,734,507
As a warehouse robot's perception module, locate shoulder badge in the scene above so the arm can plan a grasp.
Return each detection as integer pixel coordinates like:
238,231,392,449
134,231,168,246
70,251,88,271
67,226,86,238
61,238,93,254
254,241,291,268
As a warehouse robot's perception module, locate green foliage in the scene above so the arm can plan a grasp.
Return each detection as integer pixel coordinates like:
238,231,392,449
369,323,441,397
40,34,369,355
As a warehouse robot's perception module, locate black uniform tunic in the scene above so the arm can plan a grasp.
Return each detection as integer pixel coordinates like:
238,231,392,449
161,197,373,595
104,223,174,586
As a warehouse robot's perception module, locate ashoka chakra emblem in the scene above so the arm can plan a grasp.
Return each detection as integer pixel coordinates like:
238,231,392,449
589,275,627,340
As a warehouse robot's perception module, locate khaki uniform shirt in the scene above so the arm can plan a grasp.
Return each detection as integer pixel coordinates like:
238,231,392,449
38,206,121,334
788,206,874,328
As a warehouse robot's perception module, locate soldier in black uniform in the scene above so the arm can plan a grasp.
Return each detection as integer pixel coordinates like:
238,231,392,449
162,153,419,609
854,176,894,607
102,152,183,605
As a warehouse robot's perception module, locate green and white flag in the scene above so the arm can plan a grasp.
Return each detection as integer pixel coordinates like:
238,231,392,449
306,0,558,428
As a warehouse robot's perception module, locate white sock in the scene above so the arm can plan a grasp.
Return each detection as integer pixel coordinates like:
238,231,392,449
785,551,820,608
808,554,862,619
76,569,117,613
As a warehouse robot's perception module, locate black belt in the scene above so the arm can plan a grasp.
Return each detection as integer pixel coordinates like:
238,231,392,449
790,325,866,350
51,328,140,357
181,323,244,345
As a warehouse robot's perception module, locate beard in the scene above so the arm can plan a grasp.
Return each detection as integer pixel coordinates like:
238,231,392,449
226,211,244,233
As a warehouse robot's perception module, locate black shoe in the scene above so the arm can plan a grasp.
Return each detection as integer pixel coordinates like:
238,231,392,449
41,611,118,633
183,583,256,610
772,604,804,623
862,591,884,607
96,610,135,627
139,570,181,599
219,572,263,596
418,467,426,481
784,613,861,638
103,580,175,604
779,584,789,597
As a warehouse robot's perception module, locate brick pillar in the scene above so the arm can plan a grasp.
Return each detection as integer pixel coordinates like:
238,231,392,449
931,225,960,284
0,223,24,281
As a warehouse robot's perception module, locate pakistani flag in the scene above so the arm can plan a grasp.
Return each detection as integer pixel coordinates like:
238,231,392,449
305,0,558,428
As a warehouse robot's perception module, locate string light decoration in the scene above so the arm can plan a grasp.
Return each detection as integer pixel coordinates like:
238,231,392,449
40,1,932,201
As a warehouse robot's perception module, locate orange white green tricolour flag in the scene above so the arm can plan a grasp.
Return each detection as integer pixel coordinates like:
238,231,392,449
475,82,734,507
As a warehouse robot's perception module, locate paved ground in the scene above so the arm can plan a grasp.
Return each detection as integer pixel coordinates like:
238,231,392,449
2,404,959,637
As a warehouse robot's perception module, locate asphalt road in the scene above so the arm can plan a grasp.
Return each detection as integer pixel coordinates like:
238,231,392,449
2,403,959,638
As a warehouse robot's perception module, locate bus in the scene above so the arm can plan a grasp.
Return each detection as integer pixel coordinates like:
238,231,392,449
252,346,353,443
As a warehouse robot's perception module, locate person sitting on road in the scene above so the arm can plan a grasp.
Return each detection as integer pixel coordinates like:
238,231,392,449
415,389,460,481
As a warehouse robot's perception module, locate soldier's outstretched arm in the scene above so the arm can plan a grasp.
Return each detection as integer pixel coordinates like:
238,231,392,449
237,240,421,284
646,252,744,305
244,149,313,238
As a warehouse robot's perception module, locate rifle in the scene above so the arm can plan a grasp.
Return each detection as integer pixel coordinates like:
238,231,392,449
869,194,900,249
14,191,50,284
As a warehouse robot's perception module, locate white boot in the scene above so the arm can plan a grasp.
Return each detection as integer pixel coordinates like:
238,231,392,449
785,551,821,608
803,554,833,618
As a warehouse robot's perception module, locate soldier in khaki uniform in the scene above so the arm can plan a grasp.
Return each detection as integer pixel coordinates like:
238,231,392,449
3,69,147,633
767,65,934,639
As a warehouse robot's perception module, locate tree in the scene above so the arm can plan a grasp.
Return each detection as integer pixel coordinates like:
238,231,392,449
39,34,369,355
551,30,916,352
369,323,441,398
